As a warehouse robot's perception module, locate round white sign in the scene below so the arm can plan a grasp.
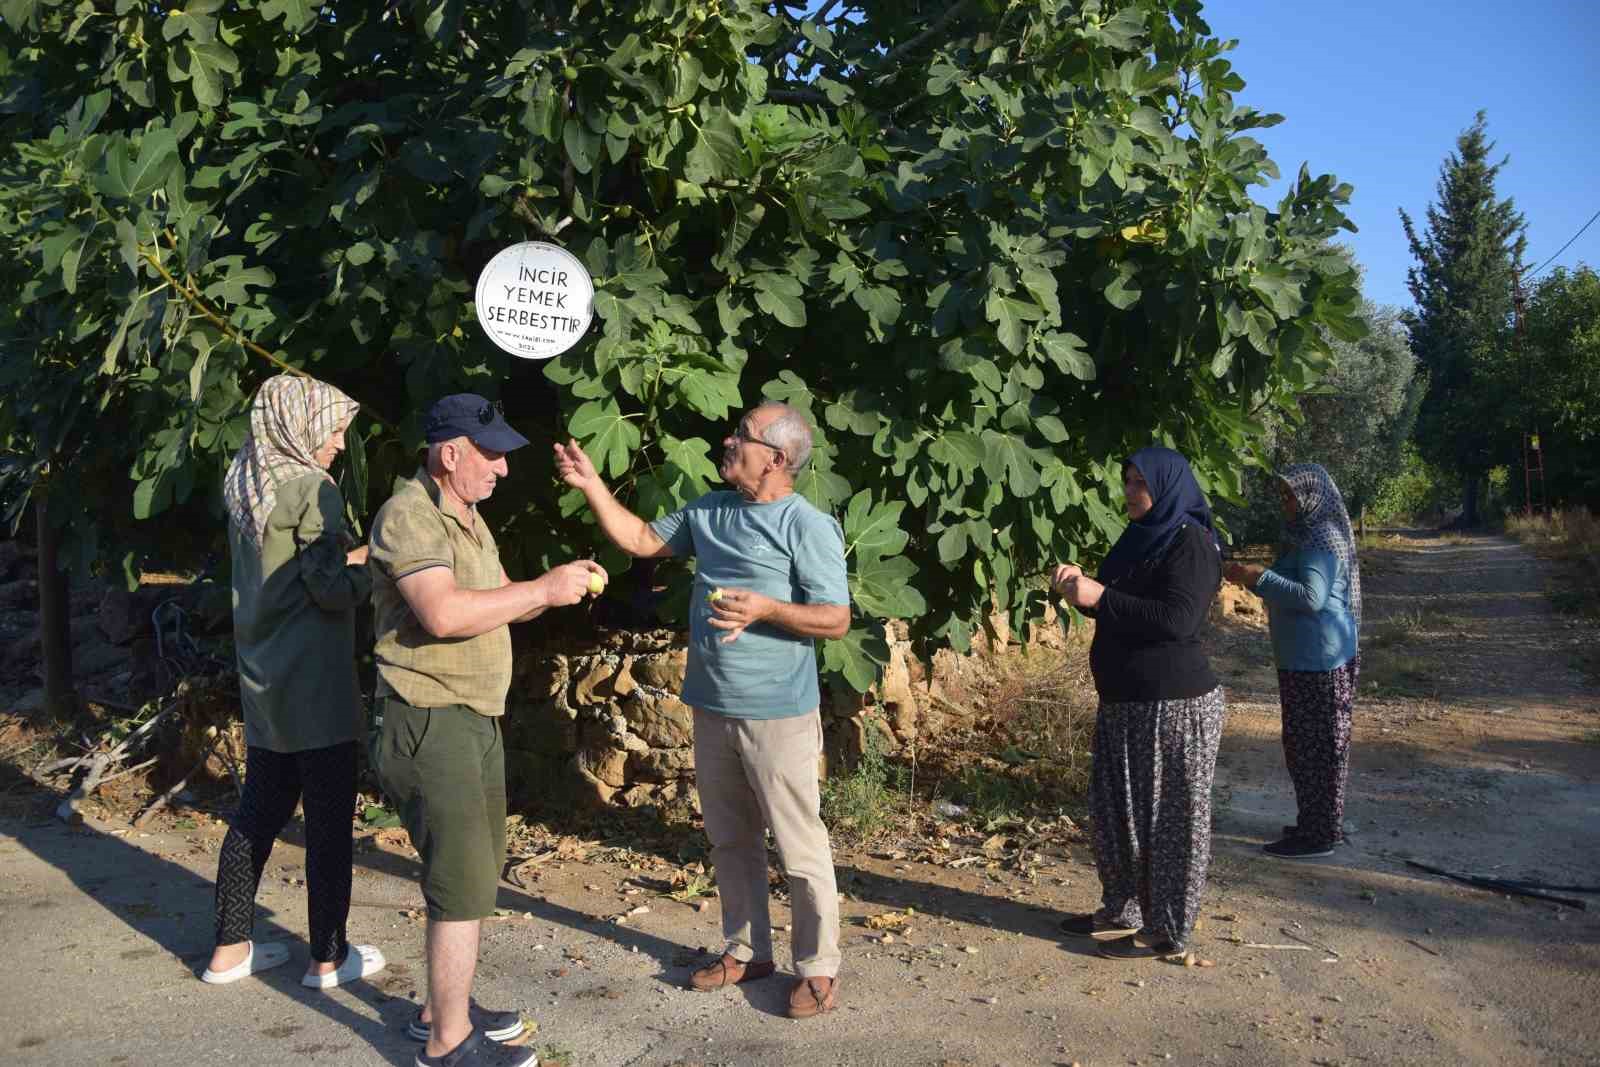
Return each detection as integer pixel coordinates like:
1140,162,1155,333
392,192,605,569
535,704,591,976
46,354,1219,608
473,241,594,360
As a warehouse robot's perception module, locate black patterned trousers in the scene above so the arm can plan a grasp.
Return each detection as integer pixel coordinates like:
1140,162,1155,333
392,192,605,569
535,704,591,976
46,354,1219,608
1089,686,1226,950
213,741,357,963
1278,654,1360,847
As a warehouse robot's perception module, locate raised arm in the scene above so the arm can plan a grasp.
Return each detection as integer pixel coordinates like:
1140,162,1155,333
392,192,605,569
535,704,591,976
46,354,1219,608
553,439,673,558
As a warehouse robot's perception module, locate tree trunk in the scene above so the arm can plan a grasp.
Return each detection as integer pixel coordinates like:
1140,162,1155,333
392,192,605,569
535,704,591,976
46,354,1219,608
36,489,77,722
1461,471,1481,528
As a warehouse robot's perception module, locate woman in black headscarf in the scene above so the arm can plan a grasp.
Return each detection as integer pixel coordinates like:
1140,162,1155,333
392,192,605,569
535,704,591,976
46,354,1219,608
1051,447,1225,960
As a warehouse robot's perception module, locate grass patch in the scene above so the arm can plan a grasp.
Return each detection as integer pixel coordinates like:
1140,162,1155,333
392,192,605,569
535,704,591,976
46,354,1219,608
946,763,1045,826
537,1045,575,1067
928,645,1098,822
1362,650,1437,698
823,643,1100,842
1366,606,1450,649
1505,509,1600,618
820,712,897,844
1572,644,1600,684
1505,509,1600,683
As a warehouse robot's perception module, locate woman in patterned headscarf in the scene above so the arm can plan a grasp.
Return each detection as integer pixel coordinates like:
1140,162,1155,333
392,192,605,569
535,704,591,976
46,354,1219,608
1225,463,1361,860
202,375,386,989
1049,447,1226,961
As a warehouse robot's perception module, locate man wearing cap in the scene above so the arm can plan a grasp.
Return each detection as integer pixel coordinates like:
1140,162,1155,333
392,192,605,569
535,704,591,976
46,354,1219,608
554,401,851,1020
371,394,606,1067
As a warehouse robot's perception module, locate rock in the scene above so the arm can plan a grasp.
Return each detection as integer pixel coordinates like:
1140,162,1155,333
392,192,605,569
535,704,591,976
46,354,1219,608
69,615,101,647
1212,581,1264,621
1,632,41,680
619,783,659,808
631,648,687,693
576,744,629,789
569,756,618,808
12,688,45,715
74,640,127,678
514,654,569,700
626,746,695,782
0,541,34,582
878,642,918,742
985,610,1012,649
98,587,152,645
503,697,578,754
571,658,620,706
127,637,162,693
620,691,694,748
0,578,39,612
610,657,639,698
69,584,105,618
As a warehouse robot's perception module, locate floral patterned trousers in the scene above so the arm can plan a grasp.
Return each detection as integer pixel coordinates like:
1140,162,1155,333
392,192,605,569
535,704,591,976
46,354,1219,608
1089,686,1226,950
1278,654,1360,847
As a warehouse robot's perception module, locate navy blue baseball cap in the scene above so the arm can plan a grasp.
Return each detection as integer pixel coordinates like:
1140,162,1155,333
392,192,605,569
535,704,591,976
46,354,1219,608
422,393,530,452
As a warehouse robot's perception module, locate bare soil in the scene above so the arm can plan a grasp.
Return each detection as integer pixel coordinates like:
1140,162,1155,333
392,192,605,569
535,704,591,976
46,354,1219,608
1,531,1597,1066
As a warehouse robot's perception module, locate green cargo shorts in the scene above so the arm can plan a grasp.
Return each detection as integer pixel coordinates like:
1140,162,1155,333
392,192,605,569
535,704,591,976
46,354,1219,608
372,696,506,922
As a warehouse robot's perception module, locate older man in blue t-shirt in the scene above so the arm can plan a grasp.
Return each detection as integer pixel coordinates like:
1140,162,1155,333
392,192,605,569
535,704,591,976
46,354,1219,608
554,402,850,1020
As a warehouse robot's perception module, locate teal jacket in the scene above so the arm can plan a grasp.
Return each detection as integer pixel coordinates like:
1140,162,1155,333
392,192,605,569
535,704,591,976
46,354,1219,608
1256,547,1358,672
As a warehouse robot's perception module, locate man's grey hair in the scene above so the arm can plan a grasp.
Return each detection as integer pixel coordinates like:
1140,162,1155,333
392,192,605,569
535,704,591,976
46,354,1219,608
755,402,813,474
425,437,469,472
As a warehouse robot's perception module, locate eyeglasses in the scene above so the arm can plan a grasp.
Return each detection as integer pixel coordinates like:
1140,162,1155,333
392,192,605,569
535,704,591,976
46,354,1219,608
478,400,505,425
733,424,784,459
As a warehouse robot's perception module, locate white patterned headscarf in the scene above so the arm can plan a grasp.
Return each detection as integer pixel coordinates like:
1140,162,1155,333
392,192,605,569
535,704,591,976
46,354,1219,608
1279,463,1361,627
223,375,358,550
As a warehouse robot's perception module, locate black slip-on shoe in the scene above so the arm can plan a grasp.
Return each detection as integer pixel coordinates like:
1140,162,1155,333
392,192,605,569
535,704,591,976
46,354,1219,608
1096,934,1182,960
409,1000,525,1043
1263,835,1337,859
415,1028,536,1067
1058,912,1140,939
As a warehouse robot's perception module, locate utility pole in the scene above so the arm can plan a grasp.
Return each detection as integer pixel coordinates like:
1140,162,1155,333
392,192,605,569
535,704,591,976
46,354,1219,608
1511,266,1546,516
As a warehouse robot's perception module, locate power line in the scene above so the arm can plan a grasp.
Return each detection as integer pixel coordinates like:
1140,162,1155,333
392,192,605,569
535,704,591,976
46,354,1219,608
1525,207,1600,280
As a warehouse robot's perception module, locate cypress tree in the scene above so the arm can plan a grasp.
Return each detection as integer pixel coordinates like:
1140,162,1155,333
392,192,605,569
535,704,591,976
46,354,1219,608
1400,111,1526,525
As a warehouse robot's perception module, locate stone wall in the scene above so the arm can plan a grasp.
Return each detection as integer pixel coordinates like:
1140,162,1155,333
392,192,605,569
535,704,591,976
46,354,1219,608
502,599,1081,813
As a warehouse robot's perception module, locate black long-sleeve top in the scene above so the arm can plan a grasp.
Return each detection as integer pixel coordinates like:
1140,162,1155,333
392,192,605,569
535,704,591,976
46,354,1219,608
1085,523,1222,703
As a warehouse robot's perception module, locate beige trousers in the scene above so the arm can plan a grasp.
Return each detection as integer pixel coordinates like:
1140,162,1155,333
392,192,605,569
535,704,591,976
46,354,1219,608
692,708,841,978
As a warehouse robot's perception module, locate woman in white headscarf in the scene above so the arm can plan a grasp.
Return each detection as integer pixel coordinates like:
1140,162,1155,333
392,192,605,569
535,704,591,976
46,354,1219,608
201,375,385,988
1225,464,1361,860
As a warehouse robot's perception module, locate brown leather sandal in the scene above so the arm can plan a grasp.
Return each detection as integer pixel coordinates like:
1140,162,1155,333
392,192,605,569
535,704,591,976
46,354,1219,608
688,953,776,992
787,975,839,1019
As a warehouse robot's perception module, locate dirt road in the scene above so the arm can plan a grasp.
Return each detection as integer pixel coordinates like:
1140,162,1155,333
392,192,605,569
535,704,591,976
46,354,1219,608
2,532,1596,1066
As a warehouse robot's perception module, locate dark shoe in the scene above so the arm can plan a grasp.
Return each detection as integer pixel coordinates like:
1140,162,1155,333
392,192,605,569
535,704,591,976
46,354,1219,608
1263,835,1336,859
787,975,838,1019
1096,934,1182,960
1058,912,1139,939
409,1000,525,1043
688,953,776,992
1286,822,1350,840
414,1028,536,1067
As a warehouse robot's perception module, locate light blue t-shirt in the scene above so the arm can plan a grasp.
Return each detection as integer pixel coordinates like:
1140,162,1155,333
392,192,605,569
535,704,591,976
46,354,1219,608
1256,546,1359,672
650,491,850,719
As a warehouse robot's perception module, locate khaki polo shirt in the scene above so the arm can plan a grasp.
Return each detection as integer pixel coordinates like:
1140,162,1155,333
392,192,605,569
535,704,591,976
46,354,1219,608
369,468,512,716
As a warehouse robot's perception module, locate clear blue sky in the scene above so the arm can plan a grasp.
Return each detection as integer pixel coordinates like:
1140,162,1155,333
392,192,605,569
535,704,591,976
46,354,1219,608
1202,0,1600,310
